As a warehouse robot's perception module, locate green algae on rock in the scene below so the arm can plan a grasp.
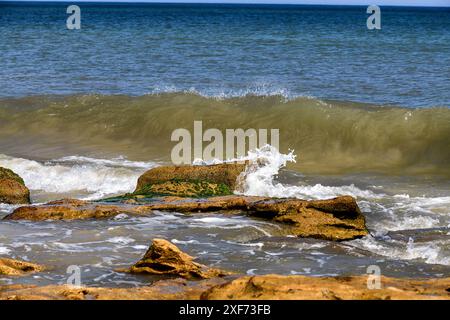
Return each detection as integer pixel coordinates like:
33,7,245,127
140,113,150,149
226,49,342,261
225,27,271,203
0,167,30,204
133,163,246,197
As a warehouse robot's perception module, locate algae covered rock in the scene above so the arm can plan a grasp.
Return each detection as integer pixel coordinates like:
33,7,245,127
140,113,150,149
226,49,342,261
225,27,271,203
134,163,247,197
0,167,30,204
126,239,229,280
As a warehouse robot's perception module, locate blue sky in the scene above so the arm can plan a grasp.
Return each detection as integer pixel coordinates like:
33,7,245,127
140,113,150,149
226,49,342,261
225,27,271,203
7,0,450,7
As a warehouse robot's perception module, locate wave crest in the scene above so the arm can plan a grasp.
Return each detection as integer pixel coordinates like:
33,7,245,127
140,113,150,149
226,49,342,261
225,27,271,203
0,93,449,176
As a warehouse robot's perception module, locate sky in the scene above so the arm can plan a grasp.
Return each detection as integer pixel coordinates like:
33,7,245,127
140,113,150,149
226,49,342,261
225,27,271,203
5,0,450,7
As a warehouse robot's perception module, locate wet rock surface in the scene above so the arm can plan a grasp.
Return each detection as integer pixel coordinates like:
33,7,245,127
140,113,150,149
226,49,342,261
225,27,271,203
0,258,45,276
3,199,149,221
134,163,247,197
4,195,368,241
125,239,229,279
201,274,450,300
0,167,30,204
1,275,449,300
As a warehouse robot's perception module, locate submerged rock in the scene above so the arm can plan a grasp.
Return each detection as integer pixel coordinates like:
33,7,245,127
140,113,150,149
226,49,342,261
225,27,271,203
125,239,229,280
133,163,247,197
0,167,30,204
0,258,44,276
4,195,368,241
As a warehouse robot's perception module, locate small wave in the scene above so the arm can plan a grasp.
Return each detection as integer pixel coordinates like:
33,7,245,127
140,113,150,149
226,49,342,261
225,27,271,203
55,156,154,169
150,84,295,101
106,237,135,245
171,239,201,245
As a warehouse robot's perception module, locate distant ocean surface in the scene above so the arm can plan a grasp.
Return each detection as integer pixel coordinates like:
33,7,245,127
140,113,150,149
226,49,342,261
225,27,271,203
0,3,449,107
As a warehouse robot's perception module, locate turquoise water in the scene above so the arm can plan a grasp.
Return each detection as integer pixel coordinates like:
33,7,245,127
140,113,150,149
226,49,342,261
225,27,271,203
0,3,449,107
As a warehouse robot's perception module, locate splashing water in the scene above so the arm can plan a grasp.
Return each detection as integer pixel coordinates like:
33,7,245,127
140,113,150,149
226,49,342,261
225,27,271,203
0,154,156,200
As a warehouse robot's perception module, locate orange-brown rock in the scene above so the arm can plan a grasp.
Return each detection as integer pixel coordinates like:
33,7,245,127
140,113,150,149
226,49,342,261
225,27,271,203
0,167,30,204
202,274,450,300
3,199,150,221
134,163,247,197
0,278,226,300
0,258,45,276
4,195,368,241
126,239,229,280
0,275,449,300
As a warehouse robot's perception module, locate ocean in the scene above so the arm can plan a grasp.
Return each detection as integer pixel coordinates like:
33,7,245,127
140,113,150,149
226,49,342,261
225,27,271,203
0,3,449,287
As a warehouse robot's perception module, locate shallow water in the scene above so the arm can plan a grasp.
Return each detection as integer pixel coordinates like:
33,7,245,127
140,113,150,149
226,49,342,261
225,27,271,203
0,153,449,287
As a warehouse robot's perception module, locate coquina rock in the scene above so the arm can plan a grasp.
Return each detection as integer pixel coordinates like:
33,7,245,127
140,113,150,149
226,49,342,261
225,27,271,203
1,275,449,300
3,199,149,221
125,239,229,280
201,274,450,300
133,163,247,197
4,195,368,241
0,258,44,276
0,167,30,204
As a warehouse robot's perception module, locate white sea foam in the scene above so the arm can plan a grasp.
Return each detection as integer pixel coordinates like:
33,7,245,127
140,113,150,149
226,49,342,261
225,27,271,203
56,156,154,169
0,154,156,200
376,215,440,232
0,203,19,214
201,145,381,200
106,237,135,245
350,236,450,266
151,84,297,101
0,246,11,255
171,239,200,245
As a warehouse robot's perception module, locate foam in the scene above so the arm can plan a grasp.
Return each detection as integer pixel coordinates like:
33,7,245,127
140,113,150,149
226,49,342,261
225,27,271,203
0,246,11,255
350,236,450,266
0,154,156,200
220,145,382,200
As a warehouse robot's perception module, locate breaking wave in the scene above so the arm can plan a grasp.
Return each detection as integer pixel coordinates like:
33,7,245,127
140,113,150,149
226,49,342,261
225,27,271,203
0,93,449,176
232,145,381,200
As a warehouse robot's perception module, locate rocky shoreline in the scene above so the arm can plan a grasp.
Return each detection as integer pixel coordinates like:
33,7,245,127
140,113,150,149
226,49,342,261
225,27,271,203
0,164,449,300
1,239,449,300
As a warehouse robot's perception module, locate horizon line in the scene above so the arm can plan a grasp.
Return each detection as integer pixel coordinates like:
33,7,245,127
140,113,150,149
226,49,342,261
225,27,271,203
2,1,450,8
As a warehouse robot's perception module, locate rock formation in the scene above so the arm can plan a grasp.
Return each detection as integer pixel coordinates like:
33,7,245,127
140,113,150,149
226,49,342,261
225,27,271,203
125,239,229,279
1,275,449,300
133,163,247,197
0,258,44,276
0,167,30,204
5,195,368,241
